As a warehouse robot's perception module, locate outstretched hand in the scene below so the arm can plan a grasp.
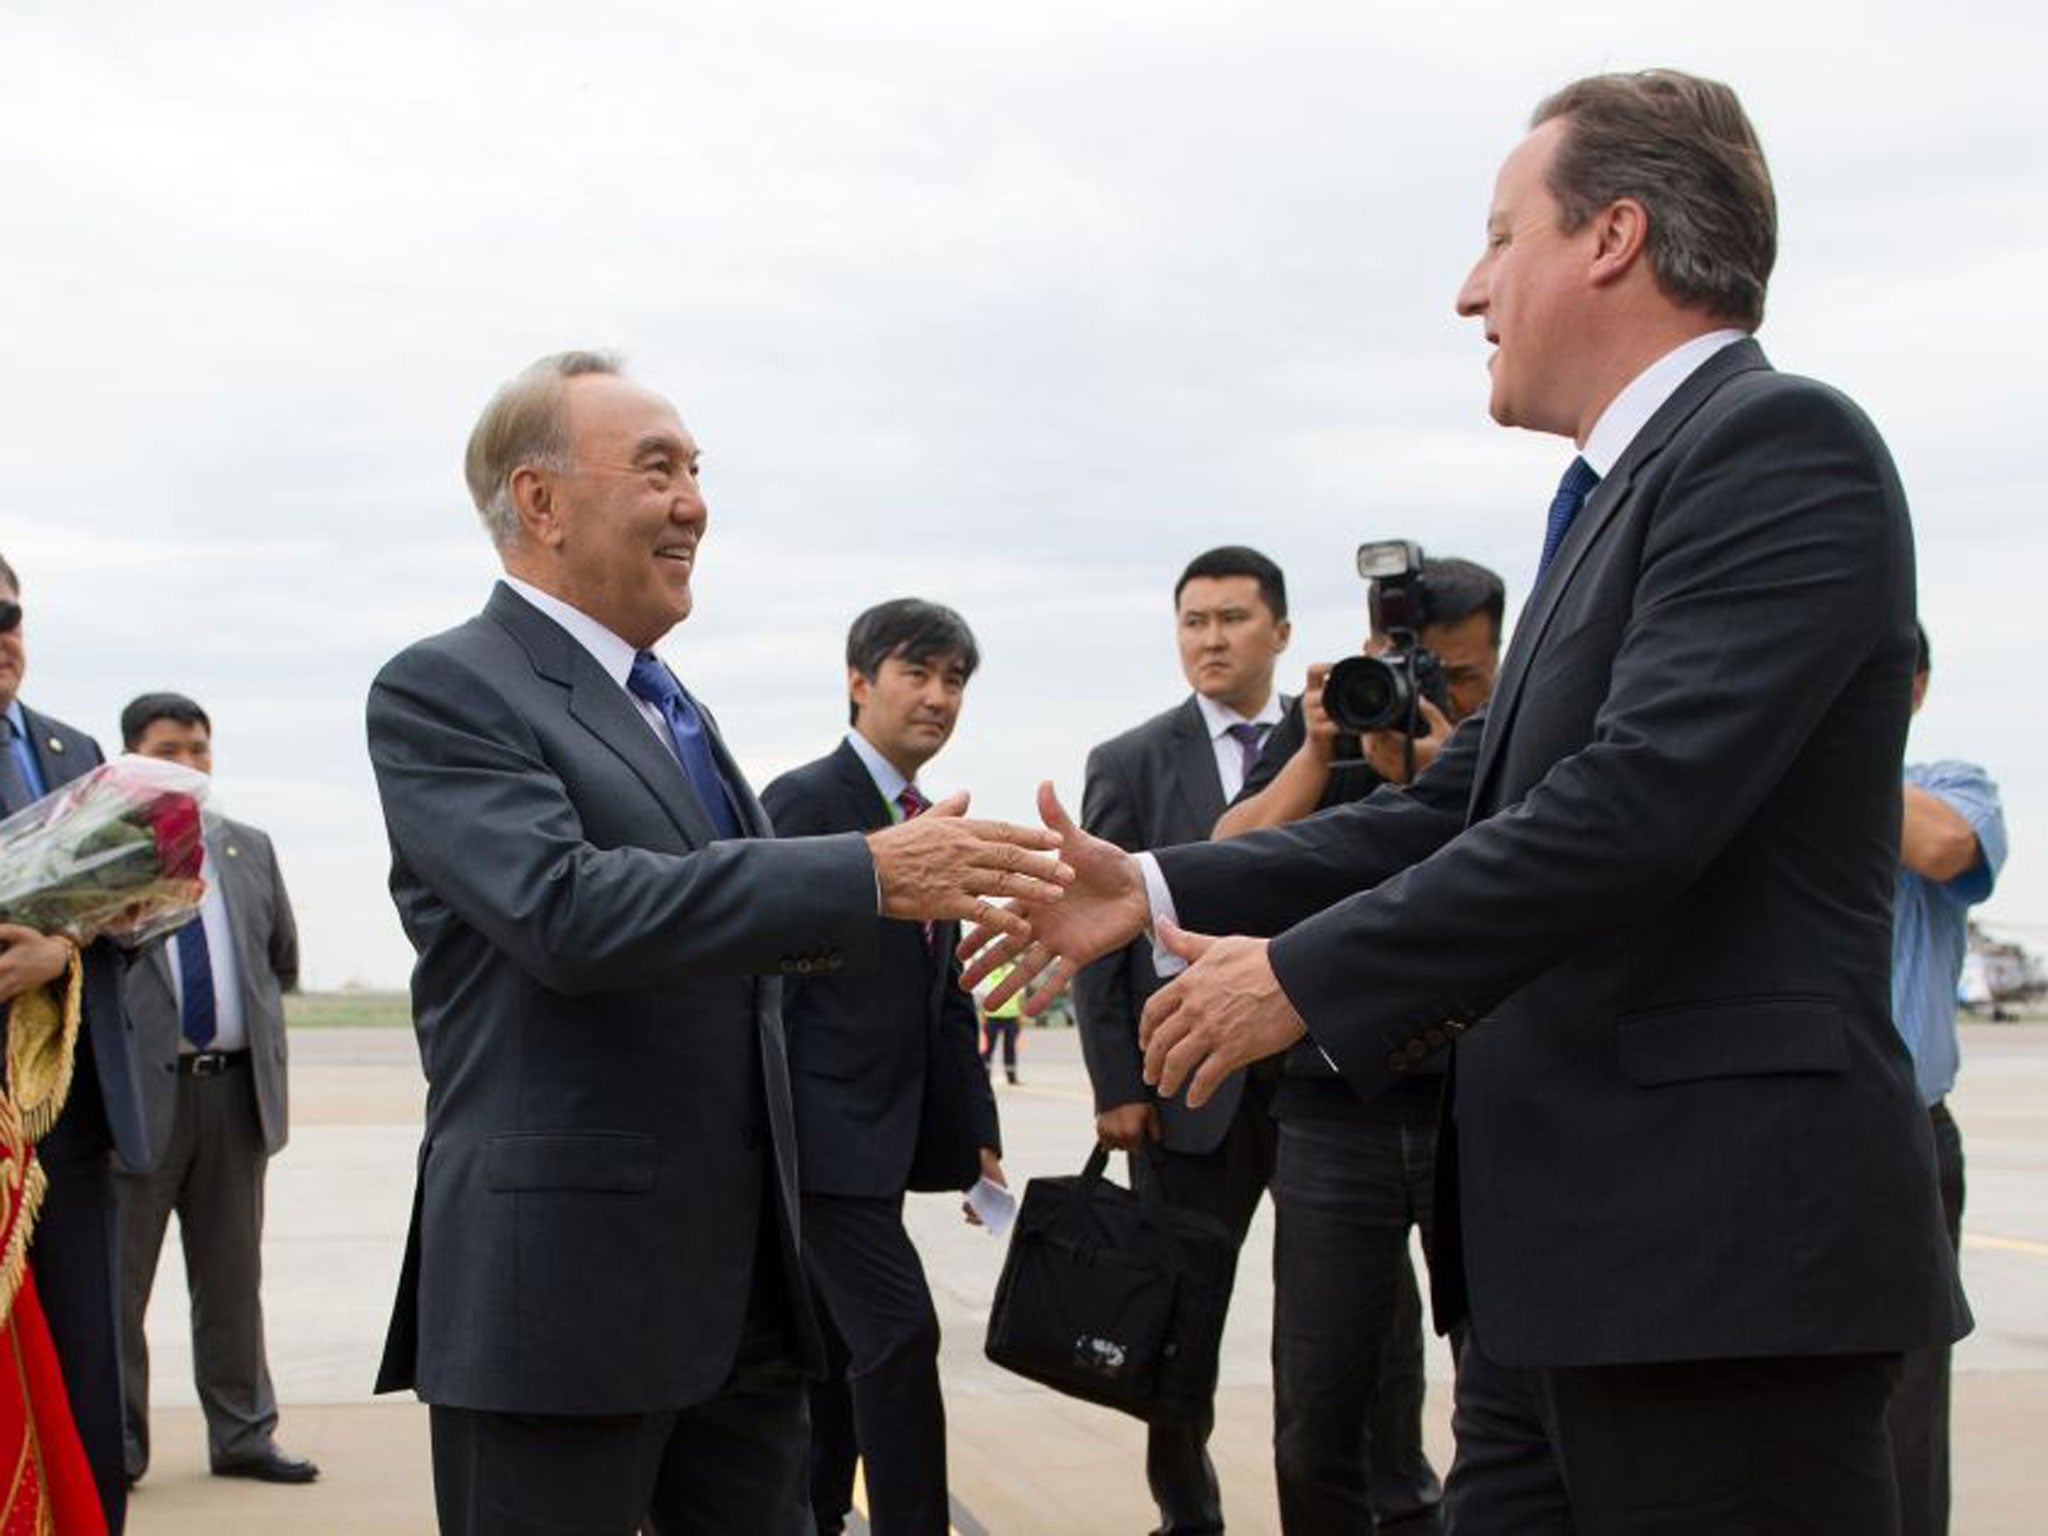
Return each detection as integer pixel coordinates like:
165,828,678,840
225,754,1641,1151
1138,920,1305,1108
957,782,1150,1012
867,791,1072,942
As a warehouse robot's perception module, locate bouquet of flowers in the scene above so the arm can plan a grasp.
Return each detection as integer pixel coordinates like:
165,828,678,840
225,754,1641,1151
0,754,209,945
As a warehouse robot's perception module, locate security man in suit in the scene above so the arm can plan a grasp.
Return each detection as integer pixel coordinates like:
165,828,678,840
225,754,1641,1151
365,351,1066,1532
0,552,149,1532
761,597,1004,1536
975,71,1966,1532
114,692,316,1487
1073,544,1289,1535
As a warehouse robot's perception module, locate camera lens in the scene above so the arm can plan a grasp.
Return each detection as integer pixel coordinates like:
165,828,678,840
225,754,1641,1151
1324,655,1413,734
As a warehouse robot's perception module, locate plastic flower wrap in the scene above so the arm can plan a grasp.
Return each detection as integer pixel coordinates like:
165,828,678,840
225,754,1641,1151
0,755,209,945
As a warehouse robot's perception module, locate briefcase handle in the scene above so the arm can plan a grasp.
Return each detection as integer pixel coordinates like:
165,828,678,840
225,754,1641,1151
1077,1142,1170,1216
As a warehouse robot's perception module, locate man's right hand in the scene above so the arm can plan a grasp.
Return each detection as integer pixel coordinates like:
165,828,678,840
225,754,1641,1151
958,783,1150,1011
867,791,1072,942
0,923,75,1005
1299,661,1341,764
1095,1102,1161,1151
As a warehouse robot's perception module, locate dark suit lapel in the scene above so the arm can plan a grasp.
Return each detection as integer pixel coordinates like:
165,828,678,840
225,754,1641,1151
1165,697,1227,837
486,584,717,848
1474,339,1771,799
208,816,269,1002
18,705,83,792
829,738,896,834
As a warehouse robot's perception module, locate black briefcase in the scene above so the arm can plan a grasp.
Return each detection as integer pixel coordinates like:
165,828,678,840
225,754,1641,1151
984,1144,1235,1425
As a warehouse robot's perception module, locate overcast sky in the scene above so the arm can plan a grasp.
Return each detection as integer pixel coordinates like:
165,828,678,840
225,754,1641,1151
3,1,2042,988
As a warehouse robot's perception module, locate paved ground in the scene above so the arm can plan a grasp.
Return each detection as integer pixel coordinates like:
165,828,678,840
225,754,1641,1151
126,1020,2048,1534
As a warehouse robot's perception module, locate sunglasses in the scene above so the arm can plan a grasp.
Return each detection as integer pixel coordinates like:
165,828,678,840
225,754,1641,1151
0,601,18,635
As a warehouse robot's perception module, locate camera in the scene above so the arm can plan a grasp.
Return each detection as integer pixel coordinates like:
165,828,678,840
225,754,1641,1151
1323,540,1450,738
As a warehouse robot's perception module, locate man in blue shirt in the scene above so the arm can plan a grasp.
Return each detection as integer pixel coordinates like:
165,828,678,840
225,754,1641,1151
1888,622,2008,1536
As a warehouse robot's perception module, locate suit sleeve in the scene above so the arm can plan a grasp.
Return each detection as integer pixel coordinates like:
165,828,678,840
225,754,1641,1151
1072,741,1152,1113
263,832,301,995
368,648,880,995
1259,383,1909,1096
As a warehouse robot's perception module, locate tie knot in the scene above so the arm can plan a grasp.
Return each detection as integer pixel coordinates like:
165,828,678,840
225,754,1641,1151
1225,722,1267,748
626,651,683,711
897,785,930,820
1556,455,1600,502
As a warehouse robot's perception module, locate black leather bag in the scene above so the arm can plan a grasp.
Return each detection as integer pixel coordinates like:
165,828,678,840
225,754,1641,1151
983,1144,1235,1424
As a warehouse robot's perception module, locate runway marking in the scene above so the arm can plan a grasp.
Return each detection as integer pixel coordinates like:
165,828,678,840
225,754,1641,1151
1964,1232,2048,1260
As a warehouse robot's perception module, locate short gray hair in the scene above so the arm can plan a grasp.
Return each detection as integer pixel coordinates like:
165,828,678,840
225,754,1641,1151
464,350,624,546
1533,71,1776,329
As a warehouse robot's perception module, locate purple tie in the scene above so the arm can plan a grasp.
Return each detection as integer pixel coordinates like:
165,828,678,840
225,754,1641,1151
1225,721,1269,780
897,786,935,950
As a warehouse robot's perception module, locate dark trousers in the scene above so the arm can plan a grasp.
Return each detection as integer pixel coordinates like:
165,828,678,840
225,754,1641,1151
428,1237,808,1535
31,1053,127,1534
1445,1330,1902,1535
1271,1089,1445,1534
981,1015,1020,1077
1130,1073,1279,1536
801,1192,949,1536
117,1057,278,1476
1887,1100,1964,1536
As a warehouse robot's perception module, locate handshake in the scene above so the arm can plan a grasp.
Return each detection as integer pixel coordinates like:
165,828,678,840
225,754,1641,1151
870,784,1308,1109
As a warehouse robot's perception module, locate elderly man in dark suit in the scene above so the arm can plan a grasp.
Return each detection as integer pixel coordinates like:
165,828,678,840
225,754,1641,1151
762,597,1003,1536
365,351,1064,1533
114,692,315,1488
973,71,1967,1533
0,553,150,1532
1073,544,1289,1536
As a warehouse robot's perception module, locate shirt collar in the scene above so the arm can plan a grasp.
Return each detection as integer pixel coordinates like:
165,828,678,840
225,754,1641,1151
1580,328,1750,477
501,575,644,691
1193,690,1284,741
844,729,914,809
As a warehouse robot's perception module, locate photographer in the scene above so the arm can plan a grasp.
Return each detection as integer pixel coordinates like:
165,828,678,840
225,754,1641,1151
1217,555,1502,1535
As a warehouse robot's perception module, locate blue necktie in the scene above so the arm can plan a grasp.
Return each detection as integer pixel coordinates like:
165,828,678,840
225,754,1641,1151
0,716,32,816
1537,456,1601,583
177,919,218,1050
626,652,744,840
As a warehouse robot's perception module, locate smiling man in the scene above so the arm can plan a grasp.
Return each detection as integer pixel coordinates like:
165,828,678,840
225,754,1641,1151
1072,544,1290,1536
365,352,1067,1533
762,598,1003,1536
973,72,1966,1533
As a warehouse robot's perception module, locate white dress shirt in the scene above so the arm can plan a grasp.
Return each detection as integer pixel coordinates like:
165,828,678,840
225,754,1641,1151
845,729,915,817
1192,691,1286,804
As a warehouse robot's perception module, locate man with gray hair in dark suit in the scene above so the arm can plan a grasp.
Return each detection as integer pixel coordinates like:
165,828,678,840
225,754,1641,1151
365,350,1067,1533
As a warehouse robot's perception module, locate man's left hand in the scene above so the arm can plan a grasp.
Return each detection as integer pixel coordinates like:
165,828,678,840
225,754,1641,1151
0,924,75,1005
963,1146,1007,1226
1139,921,1305,1107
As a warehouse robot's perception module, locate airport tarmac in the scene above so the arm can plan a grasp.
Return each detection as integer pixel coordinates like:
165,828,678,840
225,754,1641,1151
126,1020,2048,1534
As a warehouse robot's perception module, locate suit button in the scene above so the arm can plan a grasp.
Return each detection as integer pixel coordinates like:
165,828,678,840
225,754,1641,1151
1424,1027,1447,1049
794,959,814,975
1403,1038,1428,1061
1383,1052,1407,1073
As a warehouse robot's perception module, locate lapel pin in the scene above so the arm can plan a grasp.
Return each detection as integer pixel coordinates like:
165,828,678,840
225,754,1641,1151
225,845,241,858
47,737,64,754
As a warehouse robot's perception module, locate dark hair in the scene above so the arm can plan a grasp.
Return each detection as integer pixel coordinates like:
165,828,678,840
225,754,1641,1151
1914,621,1930,677
1420,558,1507,644
1533,70,1776,329
121,692,211,750
845,599,980,726
0,551,19,596
1173,546,1288,622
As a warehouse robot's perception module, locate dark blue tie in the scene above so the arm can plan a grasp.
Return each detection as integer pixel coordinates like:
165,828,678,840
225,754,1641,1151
1537,456,1601,583
626,652,744,840
0,716,32,816
177,918,218,1050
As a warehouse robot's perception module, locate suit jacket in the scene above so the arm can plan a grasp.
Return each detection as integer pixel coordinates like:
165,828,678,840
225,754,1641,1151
365,583,880,1416
16,705,148,1170
121,813,299,1167
1074,695,1242,1154
1156,340,1970,1367
760,739,999,1197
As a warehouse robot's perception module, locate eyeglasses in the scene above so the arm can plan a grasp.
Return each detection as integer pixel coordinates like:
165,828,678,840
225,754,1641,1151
0,602,18,635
